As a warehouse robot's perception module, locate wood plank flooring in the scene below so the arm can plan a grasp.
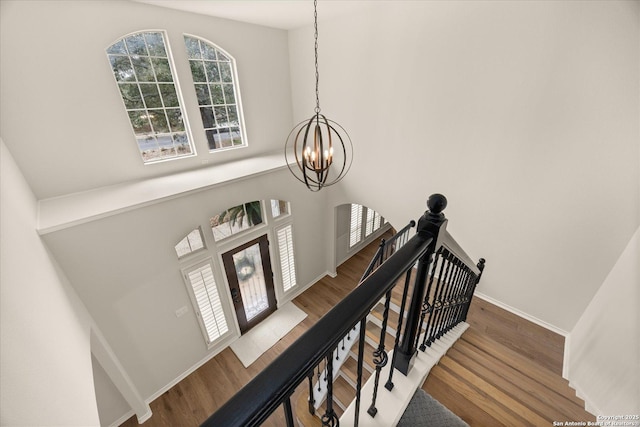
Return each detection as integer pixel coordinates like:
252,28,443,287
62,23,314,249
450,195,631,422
422,302,594,426
120,232,593,427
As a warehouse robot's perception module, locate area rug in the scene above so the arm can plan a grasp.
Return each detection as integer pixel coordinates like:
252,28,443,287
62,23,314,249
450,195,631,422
230,301,307,368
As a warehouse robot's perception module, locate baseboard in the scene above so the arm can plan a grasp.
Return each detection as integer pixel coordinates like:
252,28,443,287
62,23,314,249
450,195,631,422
562,333,571,380
474,292,569,337
569,380,600,416
136,409,153,424
108,410,135,427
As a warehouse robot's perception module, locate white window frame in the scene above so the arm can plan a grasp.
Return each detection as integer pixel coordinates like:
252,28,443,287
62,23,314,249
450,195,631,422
183,34,248,152
175,227,206,259
106,30,196,164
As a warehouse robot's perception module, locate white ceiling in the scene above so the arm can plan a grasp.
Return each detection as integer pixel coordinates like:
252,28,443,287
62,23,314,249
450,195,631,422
132,0,372,30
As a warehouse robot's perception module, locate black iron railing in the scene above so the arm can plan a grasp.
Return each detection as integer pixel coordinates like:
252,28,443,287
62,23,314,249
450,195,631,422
201,194,485,427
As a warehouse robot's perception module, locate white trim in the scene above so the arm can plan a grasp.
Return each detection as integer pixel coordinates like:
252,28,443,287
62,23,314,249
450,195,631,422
474,292,569,337
569,381,600,416
37,152,287,234
108,410,134,427
562,333,571,380
136,409,153,424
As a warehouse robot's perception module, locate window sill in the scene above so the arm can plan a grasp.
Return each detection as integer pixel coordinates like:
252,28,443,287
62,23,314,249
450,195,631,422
37,152,287,235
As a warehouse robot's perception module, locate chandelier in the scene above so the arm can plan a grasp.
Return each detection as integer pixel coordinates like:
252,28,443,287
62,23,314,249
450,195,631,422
285,0,353,192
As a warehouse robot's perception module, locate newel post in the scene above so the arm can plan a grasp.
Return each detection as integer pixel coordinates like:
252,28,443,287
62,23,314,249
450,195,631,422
394,194,448,375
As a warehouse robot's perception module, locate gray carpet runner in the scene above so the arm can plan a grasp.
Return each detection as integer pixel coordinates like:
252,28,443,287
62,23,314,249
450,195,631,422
397,389,469,427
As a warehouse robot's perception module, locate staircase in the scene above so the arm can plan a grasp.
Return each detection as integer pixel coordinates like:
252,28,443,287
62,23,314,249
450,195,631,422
423,328,595,426
202,195,488,427
296,276,467,426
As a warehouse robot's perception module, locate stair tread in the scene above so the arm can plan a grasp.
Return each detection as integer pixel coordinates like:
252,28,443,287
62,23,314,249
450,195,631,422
439,355,551,426
350,339,378,370
427,359,535,426
341,354,372,386
370,303,400,331
461,328,585,407
365,321,396,349
332,376,355,408
446,346,585,422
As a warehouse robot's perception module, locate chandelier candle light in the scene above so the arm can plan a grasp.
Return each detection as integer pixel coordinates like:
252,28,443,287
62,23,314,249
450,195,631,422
285,0,353,192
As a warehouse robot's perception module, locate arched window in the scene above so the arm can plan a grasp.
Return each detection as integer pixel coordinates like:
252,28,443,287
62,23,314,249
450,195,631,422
107,31,194,164
184,36,246,151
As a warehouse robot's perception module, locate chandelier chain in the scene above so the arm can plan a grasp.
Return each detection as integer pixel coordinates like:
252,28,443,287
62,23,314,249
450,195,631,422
314,0,320,114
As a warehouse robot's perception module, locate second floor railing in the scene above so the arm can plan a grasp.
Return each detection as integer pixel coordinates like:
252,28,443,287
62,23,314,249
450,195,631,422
201,194,485,427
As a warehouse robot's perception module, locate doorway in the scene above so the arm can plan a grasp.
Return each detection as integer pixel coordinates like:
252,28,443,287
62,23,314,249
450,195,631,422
222,234,277,334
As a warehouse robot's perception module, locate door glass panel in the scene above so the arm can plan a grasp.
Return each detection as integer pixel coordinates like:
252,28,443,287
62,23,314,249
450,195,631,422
232,242,268,321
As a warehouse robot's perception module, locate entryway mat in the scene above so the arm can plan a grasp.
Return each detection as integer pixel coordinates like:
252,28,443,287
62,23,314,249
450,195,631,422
230,301,307,368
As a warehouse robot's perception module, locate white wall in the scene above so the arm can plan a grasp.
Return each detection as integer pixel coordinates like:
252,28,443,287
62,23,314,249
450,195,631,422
290,0,640,332
568,228,639,415
0,1,322,423
0,140,100,426
41,168,331,403
0,0,293,200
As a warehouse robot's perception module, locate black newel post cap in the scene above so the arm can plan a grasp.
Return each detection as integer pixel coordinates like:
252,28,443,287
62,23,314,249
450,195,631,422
427,193,447,215
416,193,448,237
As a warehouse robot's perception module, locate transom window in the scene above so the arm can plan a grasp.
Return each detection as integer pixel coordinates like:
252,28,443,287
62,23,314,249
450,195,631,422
107,31,194,163
174,227,205,258
211,201,263,241
271,200,289,219
184,36,246,151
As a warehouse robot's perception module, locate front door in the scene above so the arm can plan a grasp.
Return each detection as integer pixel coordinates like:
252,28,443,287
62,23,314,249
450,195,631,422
222,234,277,334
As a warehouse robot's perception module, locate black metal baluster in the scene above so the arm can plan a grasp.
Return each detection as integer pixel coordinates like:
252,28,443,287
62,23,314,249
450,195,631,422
462,259,485,321
354,318,367,427
418,248,444,351
453,268,472,327
453,263,469,330
367,289,392,417
385,268,413,391
321,353,338,427
415,249,442,351
440,259,461,337
308,371,315,415
284,396,295,427
421,249,449,351
431,254,457,342
437,256,459,340
427,251,453,347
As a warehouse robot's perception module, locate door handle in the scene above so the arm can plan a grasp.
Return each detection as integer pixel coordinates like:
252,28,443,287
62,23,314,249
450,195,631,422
231,288,241,303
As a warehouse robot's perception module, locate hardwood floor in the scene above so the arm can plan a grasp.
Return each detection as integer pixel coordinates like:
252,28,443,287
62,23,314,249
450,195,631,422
120,232,593,427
